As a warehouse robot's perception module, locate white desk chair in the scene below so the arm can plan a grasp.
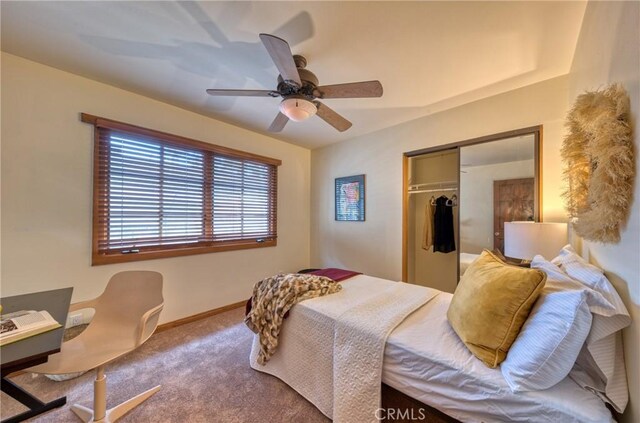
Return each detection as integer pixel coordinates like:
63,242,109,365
29,271,164,422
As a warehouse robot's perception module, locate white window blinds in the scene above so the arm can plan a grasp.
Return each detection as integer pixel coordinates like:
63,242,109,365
102,133,206,251
212,156,276,242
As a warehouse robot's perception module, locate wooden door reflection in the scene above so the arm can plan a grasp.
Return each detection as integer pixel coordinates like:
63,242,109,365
493,178,535,253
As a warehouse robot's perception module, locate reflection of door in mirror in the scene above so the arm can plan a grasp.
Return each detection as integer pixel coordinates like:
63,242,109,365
493,178,535,252
459,130,539,277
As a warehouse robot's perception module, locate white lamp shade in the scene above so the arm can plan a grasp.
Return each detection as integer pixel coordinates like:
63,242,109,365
279,98,317,122
504,222,568,260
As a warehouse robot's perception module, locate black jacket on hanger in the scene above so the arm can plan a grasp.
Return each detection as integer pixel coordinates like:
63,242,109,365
433,195,456,253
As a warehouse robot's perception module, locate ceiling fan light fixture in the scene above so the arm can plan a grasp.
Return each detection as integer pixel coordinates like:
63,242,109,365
279,97,317,122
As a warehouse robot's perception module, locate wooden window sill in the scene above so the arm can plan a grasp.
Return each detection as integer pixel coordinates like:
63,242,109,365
92,239,277,265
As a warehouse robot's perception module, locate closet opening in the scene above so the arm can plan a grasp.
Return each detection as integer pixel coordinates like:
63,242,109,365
402,126,542,292
404,149,460,293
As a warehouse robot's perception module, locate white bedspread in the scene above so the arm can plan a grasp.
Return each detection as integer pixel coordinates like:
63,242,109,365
383,292,615,423
250,275,438,423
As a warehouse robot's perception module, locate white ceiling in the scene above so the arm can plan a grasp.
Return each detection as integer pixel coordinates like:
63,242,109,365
1,1,586,149
461,134,536,167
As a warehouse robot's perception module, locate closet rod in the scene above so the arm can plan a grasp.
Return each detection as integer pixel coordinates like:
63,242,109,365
408,180,458,189
408,187,458,194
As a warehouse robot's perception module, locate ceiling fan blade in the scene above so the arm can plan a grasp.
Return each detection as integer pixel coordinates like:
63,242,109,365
315,102,352,132
268,112,289,132
259,33,302,87
206,89,279,97
314,81,383,99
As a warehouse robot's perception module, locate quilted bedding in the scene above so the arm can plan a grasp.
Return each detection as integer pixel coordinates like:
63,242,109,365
249,275,438,423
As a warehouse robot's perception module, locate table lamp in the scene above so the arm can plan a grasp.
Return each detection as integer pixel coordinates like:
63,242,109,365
504,222,568,261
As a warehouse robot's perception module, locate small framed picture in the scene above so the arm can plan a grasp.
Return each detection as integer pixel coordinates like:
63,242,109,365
335,174,365,221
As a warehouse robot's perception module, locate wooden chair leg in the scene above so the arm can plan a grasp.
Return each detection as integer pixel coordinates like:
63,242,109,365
105,385,161,422
70,366,160,423
93,366,107,420
70,404,94,423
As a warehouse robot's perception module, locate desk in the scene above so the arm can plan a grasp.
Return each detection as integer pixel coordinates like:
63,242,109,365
1,287,73,423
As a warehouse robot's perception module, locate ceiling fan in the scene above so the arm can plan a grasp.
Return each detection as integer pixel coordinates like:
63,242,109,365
206,33,383,133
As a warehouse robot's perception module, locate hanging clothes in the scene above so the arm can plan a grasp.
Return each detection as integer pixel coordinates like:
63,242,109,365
421,198,434,250
433,195,456,253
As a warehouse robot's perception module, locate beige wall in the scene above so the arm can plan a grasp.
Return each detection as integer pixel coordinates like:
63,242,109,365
568,2,640,422
0,53,311,324
311,74,569,281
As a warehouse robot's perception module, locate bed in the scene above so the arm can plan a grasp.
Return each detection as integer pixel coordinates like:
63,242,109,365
248,255,628,423
383,291,613,422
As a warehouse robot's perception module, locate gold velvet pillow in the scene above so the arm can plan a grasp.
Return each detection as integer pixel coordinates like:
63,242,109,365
447,250,546,368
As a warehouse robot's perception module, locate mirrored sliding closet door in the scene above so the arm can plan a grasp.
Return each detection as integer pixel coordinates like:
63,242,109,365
458,131,540,278
403,126,541,291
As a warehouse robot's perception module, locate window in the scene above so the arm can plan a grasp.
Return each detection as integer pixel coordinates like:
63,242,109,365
83,114,280,265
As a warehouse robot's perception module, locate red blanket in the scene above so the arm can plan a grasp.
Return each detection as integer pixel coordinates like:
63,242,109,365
307,268,362,282
245,268,362,317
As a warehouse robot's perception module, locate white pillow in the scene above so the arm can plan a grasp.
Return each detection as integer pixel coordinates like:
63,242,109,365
552,245,629,322
551,245,631,412
501,256,592,392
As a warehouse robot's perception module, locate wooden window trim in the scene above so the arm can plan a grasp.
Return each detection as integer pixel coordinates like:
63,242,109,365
82,113,282,166
92,239,278,265
84,113,281,266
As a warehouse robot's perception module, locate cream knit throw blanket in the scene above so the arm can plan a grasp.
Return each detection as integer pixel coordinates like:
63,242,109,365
245,273,341,364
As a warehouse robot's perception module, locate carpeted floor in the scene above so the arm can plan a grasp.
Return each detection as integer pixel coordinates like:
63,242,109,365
1,307,330,422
